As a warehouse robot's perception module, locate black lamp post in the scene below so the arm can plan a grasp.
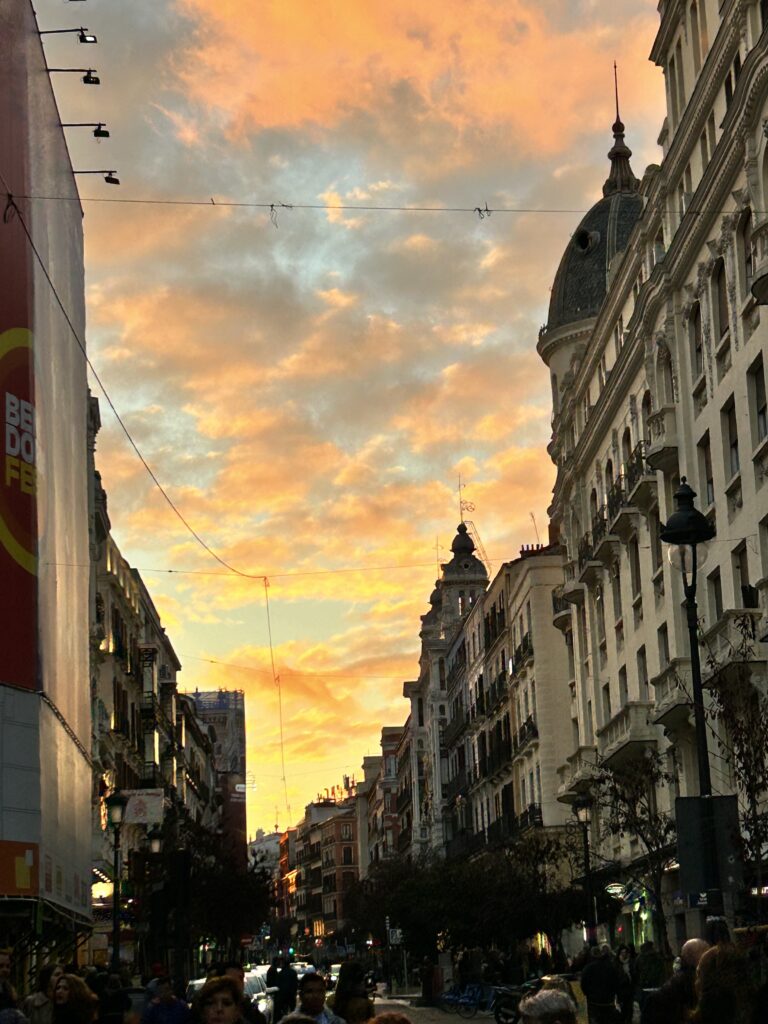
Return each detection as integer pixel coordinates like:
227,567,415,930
660,478,716,798
105,791,128,972
573,794,597,945
660,478,723,907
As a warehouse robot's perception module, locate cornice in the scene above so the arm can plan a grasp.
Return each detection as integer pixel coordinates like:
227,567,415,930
650,0,686,66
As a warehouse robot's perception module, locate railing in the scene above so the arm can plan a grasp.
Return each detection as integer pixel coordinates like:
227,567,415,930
487,736,513,775
552,588,569,616
592,508,607,544
444,768,468,802
514,714,538,751
607,476,626,520
518,803,543,830
577,532,594,571
444,708,467,747
626,440,651,492
396,787,412,813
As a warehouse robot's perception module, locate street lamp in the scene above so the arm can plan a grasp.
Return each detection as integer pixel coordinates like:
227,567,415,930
105,791,128,973
660,478,716,798
660,478,721,906
147,826,163,856
572,794,597,946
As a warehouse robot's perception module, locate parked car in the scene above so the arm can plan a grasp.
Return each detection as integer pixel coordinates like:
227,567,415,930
245,970,277,1024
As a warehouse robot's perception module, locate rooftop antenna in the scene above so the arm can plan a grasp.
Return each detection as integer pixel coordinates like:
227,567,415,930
613,60,620,123
530,512,541,544
458,474,475,523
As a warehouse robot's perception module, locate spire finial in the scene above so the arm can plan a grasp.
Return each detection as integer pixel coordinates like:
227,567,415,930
603,63,640,197
614,61,620,125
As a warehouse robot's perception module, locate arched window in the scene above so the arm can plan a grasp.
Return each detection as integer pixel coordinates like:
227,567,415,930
551,373,559,414
656,346,674,405
621,427,632,470
713,258,729,340
642,390,653,437
589,487,598,525
689,301,703,379
605,458,614,496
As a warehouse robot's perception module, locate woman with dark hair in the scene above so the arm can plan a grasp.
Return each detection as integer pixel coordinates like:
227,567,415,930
691,943,754,1024
193,978,242,1024
327,965,372,1024
52,975,97,1024
22,965,63,1024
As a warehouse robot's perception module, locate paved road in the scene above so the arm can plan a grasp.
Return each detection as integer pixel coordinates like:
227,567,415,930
375,996,593,1024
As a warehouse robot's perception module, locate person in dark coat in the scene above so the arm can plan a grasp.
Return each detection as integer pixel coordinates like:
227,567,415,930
580,946,622,1024
276,964,299,1020
640,938,708,1024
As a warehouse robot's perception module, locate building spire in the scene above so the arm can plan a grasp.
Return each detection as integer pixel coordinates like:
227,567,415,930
603,62,640,197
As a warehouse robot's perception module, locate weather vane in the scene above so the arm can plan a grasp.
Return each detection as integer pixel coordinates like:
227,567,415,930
458,474,475,523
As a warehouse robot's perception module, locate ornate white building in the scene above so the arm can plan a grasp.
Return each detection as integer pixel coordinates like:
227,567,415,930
539,0,768,943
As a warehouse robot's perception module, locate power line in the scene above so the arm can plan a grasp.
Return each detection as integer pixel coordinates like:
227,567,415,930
1,179,265,581
181,651,412,681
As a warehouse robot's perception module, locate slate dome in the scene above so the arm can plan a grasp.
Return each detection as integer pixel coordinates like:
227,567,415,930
546,118,643,333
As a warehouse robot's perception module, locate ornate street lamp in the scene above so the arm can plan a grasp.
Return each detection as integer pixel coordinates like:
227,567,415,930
147,826,163,856
660,478,715,798
661,478,722,905
572,794,597,945
105,791,128,972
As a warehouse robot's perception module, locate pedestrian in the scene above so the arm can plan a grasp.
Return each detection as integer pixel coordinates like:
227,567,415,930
280,973,344,1024
0,981,28,1024
633,941,665,1013
22,965,64,1024
98,976,131,1024
144,968,167,1008
265,963,281,991
327,965,372,1024
580,946,622,1024
193,979,243,1024
275,964,299,1022
613,947,633,1024
518,989,577,1024
141,980,190,1024
52,976,98,1024
220,965,265,1024
690,942,754,1024
639,937,708,1024
0,954,12,985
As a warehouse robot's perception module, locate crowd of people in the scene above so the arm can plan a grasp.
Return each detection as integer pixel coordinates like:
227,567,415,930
0,952,395,1024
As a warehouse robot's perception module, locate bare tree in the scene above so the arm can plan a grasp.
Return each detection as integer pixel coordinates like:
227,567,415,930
591,752,676,954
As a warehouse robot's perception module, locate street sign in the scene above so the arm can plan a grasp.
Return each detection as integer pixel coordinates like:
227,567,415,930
389,928,403,945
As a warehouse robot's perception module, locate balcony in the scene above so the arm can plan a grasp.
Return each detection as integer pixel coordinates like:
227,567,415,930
517,803,543,832
513,714,539,755
562,560,586,607
486,673,508,714
625,440,657,510
511,633,534,675
646,406,679,473
556,744,598,803
445,830,487,860
397,828,412,853
487,736,513,778
444,708,468,747
591,507,620,565
577,532,603,588
444,768,468,803
650,658,692,729
396,786,412,813
700,609,765,686
596,702,657,766
552,587,571,632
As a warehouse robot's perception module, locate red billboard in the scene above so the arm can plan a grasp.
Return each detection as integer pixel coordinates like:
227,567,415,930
0,1,38,690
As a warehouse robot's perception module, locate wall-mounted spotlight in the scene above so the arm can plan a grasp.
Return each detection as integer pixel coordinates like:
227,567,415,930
48,68,101,85
62,122,110,139
40,27,97,43
74,170,120,185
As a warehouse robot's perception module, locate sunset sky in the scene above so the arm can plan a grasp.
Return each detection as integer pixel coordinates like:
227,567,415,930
36,0,666,834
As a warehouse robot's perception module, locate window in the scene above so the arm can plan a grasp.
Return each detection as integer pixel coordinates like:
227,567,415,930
713,259,729,341
417,698,424,727
657,623,670,669
637,646,649,700
342,846,353,865
649,511,663,573
699,130,709,168
734,544,751,606
690,2,702,73
611,562,623,619
341,823,352,840
698,432,715,506
742,210,755,293
675,40,686,113
629,537,642,597
689,302,703,379
668,54,680,128
707,113,716,158
618,666,628,705
722,398,740,478
748,355,767,445
708,570,724,623
595,587,606,642
602,683,612,723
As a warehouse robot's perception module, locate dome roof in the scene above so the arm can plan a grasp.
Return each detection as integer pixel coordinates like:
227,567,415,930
443,523,488,580
546,119,643,333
